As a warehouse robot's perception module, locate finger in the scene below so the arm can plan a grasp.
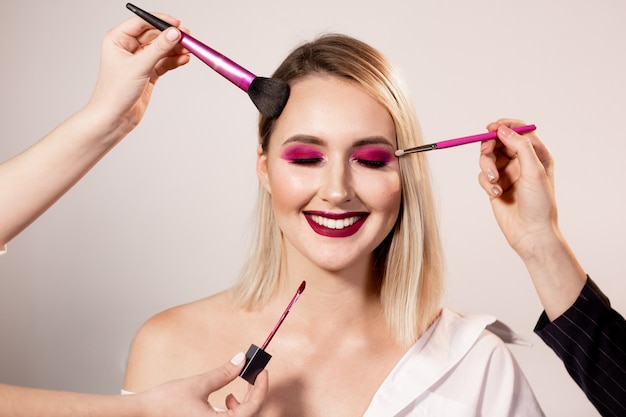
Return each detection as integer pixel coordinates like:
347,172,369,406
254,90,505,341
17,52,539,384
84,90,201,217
244,370,268,403
479,139,525,199
107,14,179,51
224,393,241,411
226,370,269,415
138,27,182,65
197,352,246,395
479,140,499,183
495,157,520,194
120,13,182,38
479,138,515,183
496,125,549,180
153,53,191,77
484,119,536,157
478,146,518,198
479,118,528,180
486,118,529,132
477,169,502,199
493,119,552,175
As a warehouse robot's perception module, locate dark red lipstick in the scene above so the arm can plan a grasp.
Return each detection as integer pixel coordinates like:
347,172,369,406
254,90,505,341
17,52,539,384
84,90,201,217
304,211,368,238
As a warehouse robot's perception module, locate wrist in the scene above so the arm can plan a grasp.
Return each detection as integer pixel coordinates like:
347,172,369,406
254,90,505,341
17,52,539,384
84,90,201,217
122,391,151,417
516,227,587,320
77,103,136,149
513,225,565,266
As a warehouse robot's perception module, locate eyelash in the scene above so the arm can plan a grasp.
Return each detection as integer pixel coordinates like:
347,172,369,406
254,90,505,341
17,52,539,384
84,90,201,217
351,157,388,168
290,157,325,165
290,157,388,169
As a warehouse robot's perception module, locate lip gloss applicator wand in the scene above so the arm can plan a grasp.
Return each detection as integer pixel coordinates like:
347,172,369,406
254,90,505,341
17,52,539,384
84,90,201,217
239,280,306,384
126,3,290,118
395,124,536,156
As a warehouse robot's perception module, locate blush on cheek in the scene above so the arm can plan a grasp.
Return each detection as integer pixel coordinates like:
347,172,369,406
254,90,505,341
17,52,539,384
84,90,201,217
267,168,316,209
360,181,401,215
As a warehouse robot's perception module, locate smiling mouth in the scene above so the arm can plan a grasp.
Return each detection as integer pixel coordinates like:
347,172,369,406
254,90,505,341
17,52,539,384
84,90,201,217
303,211,368,238
308,214,362,230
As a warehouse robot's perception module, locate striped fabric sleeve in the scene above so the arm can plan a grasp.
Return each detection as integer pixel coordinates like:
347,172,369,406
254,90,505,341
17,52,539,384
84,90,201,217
534,277,626,417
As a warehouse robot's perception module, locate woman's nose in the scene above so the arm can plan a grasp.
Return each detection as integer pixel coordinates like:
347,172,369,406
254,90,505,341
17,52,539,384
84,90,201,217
318,161,355,204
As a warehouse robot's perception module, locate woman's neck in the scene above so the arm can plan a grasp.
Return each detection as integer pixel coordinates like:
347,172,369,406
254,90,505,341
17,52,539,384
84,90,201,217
276,248,384,336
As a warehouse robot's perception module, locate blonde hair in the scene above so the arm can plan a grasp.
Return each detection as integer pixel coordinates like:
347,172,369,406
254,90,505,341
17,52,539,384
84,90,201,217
231,34,444,346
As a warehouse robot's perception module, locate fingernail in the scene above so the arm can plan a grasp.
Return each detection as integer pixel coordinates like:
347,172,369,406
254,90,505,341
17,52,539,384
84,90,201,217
486,168,496,182
498,125,513,140
231,352,245,365
165,28,179,42
491,186,501,196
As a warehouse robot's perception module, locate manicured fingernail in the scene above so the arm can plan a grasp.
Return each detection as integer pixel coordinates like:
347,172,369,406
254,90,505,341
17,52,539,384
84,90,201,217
165,28,179,42
498,125,513,140
491,186,501,196
486,168,496,182
231,352,245,365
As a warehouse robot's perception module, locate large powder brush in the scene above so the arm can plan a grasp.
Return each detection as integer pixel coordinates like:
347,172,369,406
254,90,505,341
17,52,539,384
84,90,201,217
127,3,290,118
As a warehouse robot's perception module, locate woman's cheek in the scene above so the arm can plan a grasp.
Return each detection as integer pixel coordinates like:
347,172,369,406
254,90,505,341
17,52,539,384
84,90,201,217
269,166,317,202
358,172,401,206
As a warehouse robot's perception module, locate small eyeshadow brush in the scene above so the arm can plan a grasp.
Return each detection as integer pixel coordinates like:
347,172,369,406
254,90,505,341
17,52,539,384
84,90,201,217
395,124,537,156
126,3,290,118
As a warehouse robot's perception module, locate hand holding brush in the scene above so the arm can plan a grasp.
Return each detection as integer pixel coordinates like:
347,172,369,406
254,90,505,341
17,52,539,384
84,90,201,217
126,3,290,118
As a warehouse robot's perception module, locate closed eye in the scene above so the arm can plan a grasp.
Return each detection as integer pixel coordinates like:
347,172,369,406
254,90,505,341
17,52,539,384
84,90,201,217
291,157,325,165
351,146,393,168
353,158,388,168
280,143,325,166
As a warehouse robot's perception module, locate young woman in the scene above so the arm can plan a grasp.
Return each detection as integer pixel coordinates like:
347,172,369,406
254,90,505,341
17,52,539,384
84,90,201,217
123,34,544,416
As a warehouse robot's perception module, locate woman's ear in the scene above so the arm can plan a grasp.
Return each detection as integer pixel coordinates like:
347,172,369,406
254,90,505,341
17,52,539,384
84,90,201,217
256,145,271,194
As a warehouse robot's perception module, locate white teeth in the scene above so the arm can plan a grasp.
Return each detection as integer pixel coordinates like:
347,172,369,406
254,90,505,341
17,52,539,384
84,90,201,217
310,214,361,229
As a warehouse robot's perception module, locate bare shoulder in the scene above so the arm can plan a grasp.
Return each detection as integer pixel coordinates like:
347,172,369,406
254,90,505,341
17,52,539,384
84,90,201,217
123,290,241,392
138,290,235,336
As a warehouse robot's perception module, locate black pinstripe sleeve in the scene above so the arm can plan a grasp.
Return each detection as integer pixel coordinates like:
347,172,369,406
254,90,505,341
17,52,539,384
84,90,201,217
534,277,626,417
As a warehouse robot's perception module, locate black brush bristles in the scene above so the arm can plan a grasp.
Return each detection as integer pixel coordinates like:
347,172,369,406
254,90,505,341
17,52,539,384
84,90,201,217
247,77,290,119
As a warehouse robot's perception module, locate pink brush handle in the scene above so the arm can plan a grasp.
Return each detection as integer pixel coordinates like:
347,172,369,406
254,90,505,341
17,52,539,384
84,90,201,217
125,4,256,91
179,33,255,91
435,124,537,149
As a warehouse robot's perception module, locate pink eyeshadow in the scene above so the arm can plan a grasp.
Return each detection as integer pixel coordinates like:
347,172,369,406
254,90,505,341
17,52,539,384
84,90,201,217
280,145,324,161
352,146,394,163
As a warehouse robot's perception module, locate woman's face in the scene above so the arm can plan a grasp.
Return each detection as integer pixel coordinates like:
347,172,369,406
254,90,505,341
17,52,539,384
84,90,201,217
257,74,401,272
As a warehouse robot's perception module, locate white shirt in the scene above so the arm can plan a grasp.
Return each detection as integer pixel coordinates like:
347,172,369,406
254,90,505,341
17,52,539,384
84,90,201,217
363,308,545,416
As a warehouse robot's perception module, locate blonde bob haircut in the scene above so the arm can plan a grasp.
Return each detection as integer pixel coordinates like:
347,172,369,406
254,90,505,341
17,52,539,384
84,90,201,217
231,33,444,346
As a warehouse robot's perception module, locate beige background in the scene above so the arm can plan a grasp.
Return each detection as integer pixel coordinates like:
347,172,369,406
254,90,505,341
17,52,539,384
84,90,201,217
1,1,625,415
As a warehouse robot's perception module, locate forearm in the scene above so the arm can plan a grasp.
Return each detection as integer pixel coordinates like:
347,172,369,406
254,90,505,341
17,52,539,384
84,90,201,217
518,228,587,321
0,105,131,247
0,384,144,417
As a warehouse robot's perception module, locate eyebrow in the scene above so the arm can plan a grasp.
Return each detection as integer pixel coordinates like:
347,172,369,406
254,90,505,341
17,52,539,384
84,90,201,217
283,135,395,149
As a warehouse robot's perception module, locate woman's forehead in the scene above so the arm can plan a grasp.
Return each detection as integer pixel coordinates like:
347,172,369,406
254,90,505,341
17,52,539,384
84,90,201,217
271,75,396,147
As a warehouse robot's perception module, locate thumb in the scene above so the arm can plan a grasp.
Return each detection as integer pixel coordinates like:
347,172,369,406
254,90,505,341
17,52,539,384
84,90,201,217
496,124,554,185
139,27,181,65
197,352,246,394
497,125,542,168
